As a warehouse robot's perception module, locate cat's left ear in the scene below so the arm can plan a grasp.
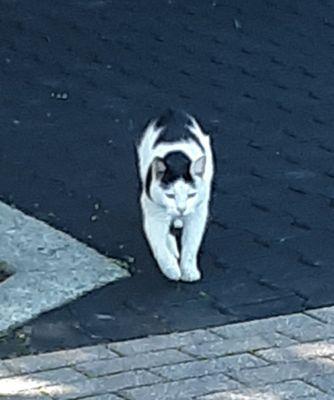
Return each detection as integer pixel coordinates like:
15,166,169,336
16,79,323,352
152,157,166,180
192,156,206,177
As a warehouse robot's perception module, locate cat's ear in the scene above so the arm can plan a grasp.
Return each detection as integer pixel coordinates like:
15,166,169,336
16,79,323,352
152,157,166,180
192,156,206,177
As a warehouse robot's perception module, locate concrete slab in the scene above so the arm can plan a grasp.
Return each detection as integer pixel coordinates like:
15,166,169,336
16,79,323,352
0,201,130,335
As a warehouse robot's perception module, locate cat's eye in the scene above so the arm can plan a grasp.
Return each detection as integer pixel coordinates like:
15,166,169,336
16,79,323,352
166,193,175,199
188,192,197,198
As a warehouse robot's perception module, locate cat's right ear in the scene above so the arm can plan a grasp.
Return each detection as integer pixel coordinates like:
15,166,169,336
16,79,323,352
152,157,166,180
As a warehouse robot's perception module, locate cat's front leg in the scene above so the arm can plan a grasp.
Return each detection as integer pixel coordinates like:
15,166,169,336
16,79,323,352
180,203,208,282
143,214,181,281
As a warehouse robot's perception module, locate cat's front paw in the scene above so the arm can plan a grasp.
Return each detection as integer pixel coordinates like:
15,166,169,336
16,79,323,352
163,265,182,281
180,259,201,282
181,268,201,282
158,254,181,281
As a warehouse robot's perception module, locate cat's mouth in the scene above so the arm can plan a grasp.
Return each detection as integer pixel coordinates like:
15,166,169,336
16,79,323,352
172,209,190,218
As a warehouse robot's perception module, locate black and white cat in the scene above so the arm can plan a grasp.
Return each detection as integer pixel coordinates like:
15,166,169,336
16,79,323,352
137,110,214,282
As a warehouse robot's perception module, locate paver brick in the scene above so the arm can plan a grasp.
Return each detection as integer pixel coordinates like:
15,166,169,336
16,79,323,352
226,358,334,386
272,314,334,343
306,307,334,325
43,370,161,400
307,373,334,395
108,329,219,356
81,395,122,400
211,313,329,342
258,380,324,399
4,345,119,374
0,367,85,395
2,393,53,400
256,339,334,362
0,361,13,378
75,349,192,377
306,396,333,400
211,316,286,338
198,380,324,399
121,373,241,400
151,353,267,381
183,333,294,358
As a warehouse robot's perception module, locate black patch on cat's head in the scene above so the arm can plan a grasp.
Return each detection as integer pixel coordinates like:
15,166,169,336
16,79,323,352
145,151,194,199
160,151,194,186
154,109,204,151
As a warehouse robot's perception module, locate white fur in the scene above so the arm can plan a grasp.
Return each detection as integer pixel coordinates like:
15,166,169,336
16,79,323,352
137,115,214,282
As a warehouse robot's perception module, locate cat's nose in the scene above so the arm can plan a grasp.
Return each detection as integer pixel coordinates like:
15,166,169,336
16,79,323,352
177,206,186,215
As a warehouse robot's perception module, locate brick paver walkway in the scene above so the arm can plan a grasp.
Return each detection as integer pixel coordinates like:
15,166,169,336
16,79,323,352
1,307,334,399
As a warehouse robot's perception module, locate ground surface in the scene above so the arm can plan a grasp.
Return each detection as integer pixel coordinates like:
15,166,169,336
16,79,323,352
1,306,334,399
0,0,334,356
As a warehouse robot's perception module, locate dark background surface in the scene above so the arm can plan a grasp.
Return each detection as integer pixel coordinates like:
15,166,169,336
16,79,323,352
0,0,334,357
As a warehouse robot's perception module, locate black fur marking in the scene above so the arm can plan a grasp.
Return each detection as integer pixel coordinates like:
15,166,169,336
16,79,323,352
160,151,194,186
154,109,204,151
144,150,194,199
170,224,182,253
145,164,153,199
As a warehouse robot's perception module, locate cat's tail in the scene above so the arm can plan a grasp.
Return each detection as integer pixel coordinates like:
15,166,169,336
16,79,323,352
137,119,162,182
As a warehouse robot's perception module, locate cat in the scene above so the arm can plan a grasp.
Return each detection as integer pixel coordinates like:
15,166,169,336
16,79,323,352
137,109,214,282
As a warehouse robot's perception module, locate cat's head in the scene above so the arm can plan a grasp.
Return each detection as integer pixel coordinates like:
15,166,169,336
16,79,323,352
148,151,206,217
